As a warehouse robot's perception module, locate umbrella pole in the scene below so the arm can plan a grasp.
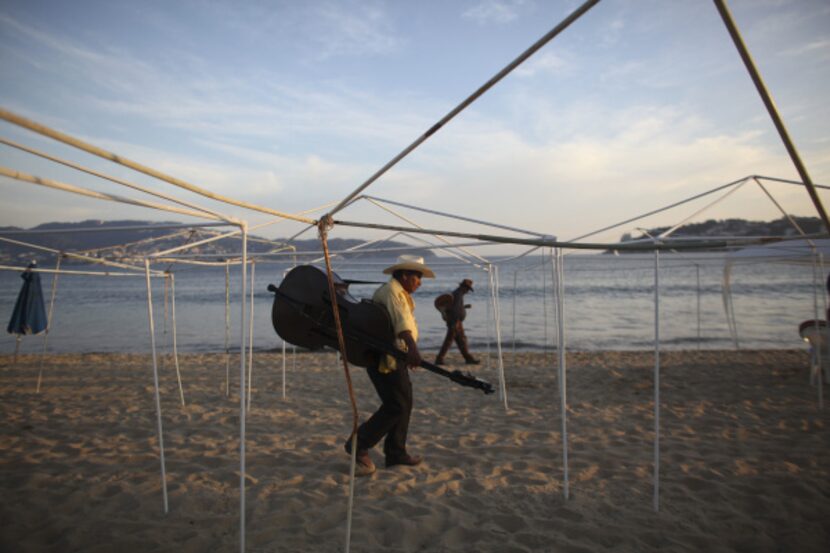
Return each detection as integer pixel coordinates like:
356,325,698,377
14,335,22,364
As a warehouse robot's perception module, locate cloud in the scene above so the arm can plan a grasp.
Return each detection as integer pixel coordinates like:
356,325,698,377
0,9,434,167
386,101,807,241
462,0,526,25
782,39,830,61
2,2,825,245
310,2,403,60
515,51,570,77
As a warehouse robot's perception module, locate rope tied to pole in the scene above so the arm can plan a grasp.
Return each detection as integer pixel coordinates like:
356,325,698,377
317,214,360,553
317,215,360,434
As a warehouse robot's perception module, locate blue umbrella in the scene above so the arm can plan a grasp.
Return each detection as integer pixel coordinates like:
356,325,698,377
7,262,48,337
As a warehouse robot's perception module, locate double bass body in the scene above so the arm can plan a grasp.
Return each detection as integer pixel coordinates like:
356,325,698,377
269,265,394,369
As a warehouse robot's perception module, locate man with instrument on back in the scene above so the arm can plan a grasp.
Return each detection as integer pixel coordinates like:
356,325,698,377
434,278,480,366
344,255,434,476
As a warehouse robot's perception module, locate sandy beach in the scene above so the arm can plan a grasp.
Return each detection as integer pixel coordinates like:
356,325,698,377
1,348,828,552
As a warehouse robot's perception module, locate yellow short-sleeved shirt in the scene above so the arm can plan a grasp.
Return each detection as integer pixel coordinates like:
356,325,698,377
372,277,418,373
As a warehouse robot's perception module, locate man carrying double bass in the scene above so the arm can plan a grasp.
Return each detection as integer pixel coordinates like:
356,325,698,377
344,255,434,476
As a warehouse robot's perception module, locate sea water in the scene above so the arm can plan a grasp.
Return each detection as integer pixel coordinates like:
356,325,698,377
0,253,821,355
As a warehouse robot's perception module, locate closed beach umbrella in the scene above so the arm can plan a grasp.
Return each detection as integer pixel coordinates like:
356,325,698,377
7,262,48,358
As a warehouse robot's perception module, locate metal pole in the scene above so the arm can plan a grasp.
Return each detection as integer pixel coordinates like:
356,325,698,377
247,261,255,410
713,0,830,231
819,253,826,410
653,250,661,512
282,340,287,400
486,265,493,371
696,264,701,351
326,0,602,216
811,245,827,409
37,255,61,392
170,274,185,406
492,265,508,410
512,271,518,364
225,260,231,397
555,248,569,500
144,259,169,514
239,224,248,553
542,249,549,363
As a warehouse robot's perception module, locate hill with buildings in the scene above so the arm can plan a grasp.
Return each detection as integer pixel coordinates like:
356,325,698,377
618,216,823,243
0,220,435,265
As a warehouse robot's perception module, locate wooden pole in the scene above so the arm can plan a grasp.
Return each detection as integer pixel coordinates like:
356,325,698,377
0,108,310,224
713,0,830,231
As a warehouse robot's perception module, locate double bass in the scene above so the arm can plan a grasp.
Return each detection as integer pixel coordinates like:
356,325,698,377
267,265,494,394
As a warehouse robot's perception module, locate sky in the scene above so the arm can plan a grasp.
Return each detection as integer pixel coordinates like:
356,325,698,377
1,0,829,254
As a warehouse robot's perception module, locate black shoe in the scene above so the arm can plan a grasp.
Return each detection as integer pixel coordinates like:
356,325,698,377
385,454,423,468
464,357,480,365
434,357,445,365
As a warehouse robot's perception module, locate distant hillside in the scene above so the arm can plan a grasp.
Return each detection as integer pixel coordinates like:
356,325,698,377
619,216,824,243
0,219,436,265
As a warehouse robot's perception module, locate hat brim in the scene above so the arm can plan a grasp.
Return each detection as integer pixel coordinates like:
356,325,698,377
383,262,435,279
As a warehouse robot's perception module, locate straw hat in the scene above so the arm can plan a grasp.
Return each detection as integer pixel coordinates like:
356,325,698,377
383,255,435,278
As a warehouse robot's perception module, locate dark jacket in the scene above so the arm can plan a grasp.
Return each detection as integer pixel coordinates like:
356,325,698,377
447,286,468,324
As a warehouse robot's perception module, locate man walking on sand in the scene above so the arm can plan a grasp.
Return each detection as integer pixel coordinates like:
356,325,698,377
434,278,480,366
344,255,435,476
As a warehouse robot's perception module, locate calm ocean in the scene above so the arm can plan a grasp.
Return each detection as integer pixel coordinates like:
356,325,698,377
0,253,821,356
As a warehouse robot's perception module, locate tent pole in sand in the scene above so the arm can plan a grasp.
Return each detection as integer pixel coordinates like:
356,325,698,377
225,261,231,398
170,274,185,407
542,250,550,365
554,248,569,500
489,264,508,409
238,224,249,553
494,265,507,408
485,266,493,376
810,251,824,409
696,264,702,351
36,254,61,392
818,252,830,411
652,250,661,512
512,271,518,365
144,259,169,514
281,340,287,400
247,261,256,410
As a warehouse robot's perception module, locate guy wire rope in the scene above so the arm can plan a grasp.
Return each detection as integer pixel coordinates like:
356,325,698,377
317,216,360,553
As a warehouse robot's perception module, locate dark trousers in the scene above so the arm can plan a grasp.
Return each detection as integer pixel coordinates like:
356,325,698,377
436,320,474,361
355,360,413,460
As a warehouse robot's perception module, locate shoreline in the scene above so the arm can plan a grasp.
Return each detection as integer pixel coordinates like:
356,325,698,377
1,349,827,552
0,346,810,358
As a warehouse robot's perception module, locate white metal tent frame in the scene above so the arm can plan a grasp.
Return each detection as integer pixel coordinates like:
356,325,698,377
0,109,261,542
0,227,247,519
2,0,829,551
0,226,246,395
